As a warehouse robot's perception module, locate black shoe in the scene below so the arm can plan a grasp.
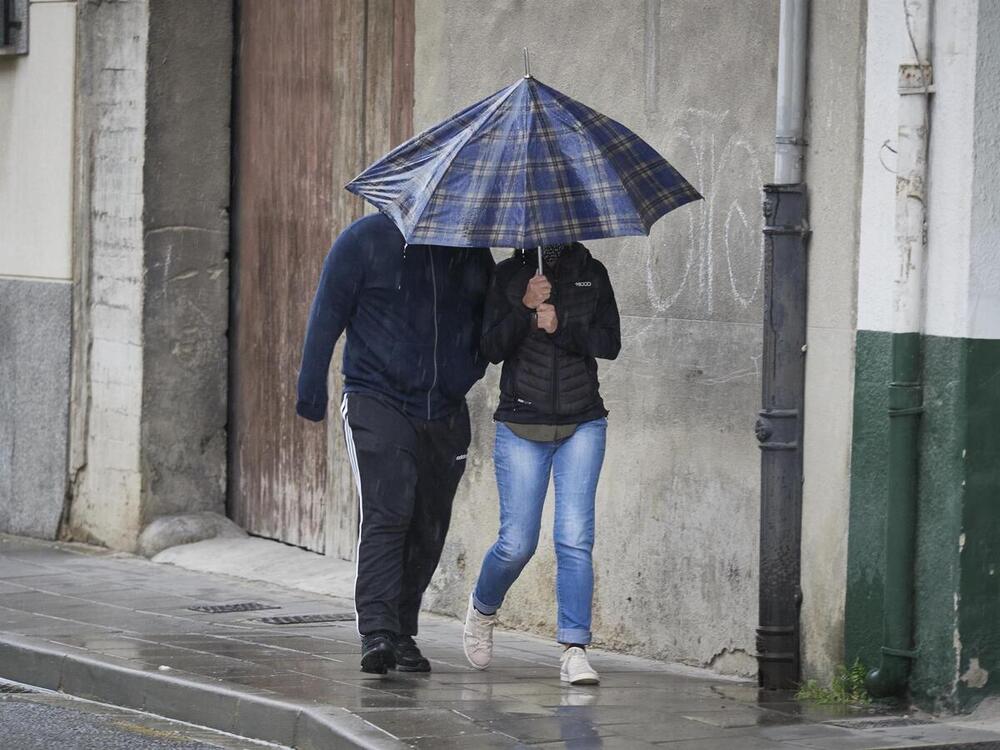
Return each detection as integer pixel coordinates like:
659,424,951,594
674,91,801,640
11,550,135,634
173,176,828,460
395,635,431,673
360,631,397,674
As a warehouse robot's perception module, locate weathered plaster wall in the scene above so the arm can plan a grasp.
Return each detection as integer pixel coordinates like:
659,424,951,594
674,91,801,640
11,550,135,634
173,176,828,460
0,0,78,539
67,0,231,550
140,0,230,523
414,0,778,674
798,0,866,680
67,0,149,550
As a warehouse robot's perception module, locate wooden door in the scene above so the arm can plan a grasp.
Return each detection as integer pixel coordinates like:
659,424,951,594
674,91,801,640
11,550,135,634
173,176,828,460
230,0,413,553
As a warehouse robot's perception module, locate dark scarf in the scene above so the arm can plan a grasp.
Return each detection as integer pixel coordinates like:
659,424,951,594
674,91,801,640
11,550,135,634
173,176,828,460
542,244,566,268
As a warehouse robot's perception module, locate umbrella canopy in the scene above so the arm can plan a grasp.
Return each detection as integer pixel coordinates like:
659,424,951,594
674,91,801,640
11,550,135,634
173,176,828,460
346,76,702,248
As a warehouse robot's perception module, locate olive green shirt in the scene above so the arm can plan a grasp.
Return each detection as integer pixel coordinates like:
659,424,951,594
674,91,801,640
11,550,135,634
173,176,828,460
503,422,579,442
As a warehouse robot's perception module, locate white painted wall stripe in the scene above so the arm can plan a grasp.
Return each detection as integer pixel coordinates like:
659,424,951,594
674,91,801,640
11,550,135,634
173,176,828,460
0,2,77,280
968,0,1000,340
922,0,977,340
856,0,904,334
857,0,1000,341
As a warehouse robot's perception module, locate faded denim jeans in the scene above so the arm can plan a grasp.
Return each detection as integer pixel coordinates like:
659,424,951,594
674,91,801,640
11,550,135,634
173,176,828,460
473,417,607,645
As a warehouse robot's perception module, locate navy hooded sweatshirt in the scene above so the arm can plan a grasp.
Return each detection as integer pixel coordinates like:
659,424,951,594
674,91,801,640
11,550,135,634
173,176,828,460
296,212,494,422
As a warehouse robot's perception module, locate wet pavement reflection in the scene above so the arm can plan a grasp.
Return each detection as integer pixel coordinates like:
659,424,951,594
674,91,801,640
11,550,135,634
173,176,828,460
2,536,998,749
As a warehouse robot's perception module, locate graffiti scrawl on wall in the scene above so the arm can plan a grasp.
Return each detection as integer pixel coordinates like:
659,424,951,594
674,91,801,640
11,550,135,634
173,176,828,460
645,109,765,316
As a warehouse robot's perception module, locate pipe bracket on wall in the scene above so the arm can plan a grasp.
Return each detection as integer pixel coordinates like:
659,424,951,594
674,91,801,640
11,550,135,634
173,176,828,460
756,408,800,449
888,406,925,417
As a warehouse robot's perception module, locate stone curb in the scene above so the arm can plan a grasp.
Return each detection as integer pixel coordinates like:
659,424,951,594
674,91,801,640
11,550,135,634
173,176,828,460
0,633,406,750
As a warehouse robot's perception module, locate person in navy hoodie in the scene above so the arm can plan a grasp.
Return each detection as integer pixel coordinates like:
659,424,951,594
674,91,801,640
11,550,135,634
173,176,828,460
297,211,493,674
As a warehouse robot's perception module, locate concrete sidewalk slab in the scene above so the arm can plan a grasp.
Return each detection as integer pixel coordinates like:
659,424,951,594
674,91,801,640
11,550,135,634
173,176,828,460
4,534,1000,749
153,537,355,601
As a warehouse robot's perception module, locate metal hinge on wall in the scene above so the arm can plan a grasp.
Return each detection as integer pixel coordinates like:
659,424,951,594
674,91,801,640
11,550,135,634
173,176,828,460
0,0,28,56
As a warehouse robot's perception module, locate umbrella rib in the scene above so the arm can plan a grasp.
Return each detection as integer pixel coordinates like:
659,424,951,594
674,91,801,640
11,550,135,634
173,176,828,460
557,100,649,233
528,81,577,247
521,80,533,248
545,82,683,232
413,81,525,245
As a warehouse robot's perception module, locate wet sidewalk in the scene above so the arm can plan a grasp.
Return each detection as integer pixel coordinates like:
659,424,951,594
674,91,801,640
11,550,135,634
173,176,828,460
2,535,1000,750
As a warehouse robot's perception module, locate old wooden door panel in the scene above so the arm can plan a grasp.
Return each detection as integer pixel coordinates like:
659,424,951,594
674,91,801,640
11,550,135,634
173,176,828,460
231,0,413,554
324,0,415,560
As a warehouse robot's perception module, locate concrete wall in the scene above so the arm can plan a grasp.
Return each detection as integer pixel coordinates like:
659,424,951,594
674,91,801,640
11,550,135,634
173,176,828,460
798,0,867,680
66,0,149,549
139,0,230,524
0,0,78,538
414,0,778,675
66,0,231,550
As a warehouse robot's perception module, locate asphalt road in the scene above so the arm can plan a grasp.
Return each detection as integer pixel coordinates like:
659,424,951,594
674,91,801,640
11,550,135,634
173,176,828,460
0,687,282,750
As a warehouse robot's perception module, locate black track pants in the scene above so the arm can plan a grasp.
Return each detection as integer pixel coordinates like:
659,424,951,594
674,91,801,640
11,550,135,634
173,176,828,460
341,393,471,636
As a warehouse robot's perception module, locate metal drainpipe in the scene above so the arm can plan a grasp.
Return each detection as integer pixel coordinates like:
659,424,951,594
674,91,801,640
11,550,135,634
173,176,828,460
866,0,933,698
756,0,810,690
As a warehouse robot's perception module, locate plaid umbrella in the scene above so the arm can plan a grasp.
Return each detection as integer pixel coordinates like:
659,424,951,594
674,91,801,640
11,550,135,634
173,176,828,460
346,75,701,249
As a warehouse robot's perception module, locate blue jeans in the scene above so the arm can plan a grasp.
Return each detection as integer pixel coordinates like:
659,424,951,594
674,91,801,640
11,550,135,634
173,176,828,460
473,418,607,645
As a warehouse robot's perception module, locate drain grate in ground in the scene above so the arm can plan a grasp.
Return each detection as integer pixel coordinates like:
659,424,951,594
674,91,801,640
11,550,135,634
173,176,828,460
187,602,281,614
0,682,37,694
255,613,354,625
828,717,936,730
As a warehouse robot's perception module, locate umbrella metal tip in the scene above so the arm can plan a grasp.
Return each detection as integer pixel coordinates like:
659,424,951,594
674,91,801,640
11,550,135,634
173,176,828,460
523,47,532,78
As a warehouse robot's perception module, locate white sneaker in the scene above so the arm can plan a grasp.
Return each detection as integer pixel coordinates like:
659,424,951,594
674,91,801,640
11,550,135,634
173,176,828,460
560,646,600,685
463,594,496,670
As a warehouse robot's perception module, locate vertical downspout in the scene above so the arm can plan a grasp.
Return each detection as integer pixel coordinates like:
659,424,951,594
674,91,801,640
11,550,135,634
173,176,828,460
756,0,810,690
866,0,932,698
773,0,808,186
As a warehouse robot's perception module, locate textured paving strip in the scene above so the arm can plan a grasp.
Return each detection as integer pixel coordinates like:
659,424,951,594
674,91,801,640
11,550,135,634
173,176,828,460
2,534,999,749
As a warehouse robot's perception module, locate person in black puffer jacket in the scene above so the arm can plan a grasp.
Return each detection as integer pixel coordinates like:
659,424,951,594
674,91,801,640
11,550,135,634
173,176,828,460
462,242,621,686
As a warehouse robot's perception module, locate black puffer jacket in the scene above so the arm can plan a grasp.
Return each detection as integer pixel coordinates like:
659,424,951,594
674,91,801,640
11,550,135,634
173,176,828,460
481,244,621,424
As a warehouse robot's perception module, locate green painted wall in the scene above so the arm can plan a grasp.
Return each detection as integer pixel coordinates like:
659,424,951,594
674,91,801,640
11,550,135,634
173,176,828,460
845,330,891,671
845,331,1000,711
957,339,1000,707
909,336,964,710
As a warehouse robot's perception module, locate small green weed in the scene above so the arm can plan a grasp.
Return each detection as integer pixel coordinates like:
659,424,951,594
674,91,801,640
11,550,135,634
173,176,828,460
796,659,871,705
